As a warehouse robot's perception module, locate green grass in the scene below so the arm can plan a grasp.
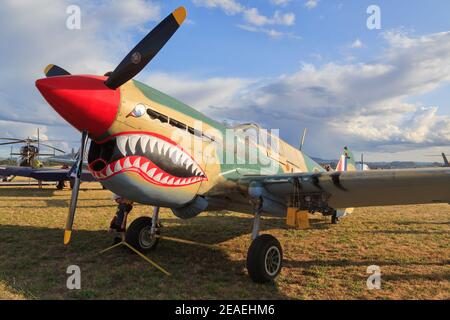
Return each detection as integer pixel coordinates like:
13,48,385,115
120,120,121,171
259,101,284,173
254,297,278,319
0,183,449,299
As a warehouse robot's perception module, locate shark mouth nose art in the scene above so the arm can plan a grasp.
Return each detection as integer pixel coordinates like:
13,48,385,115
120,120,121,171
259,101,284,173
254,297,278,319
87,132,207,187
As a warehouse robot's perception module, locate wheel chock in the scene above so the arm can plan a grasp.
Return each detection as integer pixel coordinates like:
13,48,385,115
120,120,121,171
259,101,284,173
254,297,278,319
287,208,310,229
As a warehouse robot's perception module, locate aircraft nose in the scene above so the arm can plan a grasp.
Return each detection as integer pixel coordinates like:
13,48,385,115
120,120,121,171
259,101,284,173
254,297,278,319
36,75,120,138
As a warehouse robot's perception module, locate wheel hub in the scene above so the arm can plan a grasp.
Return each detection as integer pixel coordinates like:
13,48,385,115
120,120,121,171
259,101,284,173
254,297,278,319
139,227,157,248
264,246,281,276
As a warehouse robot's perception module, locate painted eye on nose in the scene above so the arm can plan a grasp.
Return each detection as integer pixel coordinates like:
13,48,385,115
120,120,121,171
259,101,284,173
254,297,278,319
128,104,146,118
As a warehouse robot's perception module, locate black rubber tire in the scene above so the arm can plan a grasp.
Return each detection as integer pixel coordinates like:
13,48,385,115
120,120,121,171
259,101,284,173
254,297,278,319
246,234,283,283
125,217,160,252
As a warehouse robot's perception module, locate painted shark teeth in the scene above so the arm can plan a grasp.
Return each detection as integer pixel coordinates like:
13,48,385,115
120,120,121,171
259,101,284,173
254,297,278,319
117,136,128,156
114,134,205,177
147,168,156,177
123,158,132,169
89,132,208,187
90,156,205,187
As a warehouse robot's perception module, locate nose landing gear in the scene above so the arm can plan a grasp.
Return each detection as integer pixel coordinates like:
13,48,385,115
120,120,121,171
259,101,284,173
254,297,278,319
246,198,283,283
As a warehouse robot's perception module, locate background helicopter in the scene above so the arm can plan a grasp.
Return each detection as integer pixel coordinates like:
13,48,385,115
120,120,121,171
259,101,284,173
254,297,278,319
0,131,96,188
0,129,65,168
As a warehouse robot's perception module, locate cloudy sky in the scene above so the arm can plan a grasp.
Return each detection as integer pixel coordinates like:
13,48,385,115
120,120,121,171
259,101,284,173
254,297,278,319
1,0,450,161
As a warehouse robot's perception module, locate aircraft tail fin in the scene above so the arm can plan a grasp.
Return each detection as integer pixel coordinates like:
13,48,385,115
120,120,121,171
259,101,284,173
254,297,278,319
442,153,449,167
335,146,356,172
335,147,356,218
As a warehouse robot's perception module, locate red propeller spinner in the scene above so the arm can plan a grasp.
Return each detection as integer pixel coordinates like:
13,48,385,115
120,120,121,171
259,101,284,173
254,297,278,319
36,75,120,138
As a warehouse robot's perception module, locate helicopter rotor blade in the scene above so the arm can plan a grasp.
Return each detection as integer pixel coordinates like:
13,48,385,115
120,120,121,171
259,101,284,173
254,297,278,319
39,143,66,153
0,140,28,146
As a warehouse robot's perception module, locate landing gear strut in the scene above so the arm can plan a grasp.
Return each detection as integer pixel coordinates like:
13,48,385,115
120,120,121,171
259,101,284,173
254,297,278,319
331,210,340,224
246,198,283,283
56,180,65,190
125,206,160,252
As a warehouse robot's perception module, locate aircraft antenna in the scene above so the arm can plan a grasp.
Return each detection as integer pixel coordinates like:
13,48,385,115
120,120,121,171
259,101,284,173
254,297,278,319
299,128,307,151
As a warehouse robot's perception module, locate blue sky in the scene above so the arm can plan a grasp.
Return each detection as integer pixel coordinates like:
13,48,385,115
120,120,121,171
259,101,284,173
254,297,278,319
0,0,450,161
150,1,450,76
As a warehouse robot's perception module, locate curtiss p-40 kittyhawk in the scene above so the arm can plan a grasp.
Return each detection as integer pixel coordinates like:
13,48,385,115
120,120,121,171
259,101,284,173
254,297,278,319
35,7,450,283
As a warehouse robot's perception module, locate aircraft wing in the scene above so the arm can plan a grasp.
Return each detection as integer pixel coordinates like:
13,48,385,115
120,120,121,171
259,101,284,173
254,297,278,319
0,166,95,182
239,168,450,210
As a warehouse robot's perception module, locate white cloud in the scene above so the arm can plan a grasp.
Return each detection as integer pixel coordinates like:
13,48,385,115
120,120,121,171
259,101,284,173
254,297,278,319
244,8,295,26
192,0,296,35
92,0,160,29
304,0,319,9
0,0,161,155
350,38,364,48
191,0,244,15
238,24,300,39
1,1,449,161
270,0,292,7
142,72,252,110
140,31,450,159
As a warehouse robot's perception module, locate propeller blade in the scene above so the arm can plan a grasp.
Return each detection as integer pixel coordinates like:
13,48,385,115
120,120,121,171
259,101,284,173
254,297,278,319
64,130,88,245
44,64,71,77
104,6,187,89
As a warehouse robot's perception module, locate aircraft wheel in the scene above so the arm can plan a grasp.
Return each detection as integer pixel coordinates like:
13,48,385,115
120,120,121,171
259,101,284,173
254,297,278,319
125,217,160,252
246,234,283,283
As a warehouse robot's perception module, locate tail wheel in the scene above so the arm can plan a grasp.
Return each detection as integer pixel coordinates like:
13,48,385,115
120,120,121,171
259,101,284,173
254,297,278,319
125,217,160,252
246,234,283,283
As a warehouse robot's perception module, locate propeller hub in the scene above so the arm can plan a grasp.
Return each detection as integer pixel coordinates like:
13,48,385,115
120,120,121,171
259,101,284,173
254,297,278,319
36,75,120,138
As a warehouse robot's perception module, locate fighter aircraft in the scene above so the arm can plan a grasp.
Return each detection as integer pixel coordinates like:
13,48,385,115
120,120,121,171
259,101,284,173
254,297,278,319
35,6,450,283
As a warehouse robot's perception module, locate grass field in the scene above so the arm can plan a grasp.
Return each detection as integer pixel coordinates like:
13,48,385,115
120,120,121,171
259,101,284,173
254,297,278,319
0,182,449,300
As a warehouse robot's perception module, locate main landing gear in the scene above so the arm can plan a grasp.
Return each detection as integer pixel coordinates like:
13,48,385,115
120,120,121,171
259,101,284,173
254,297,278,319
126,206,161,252
246,199,283,283
124,203,283,283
